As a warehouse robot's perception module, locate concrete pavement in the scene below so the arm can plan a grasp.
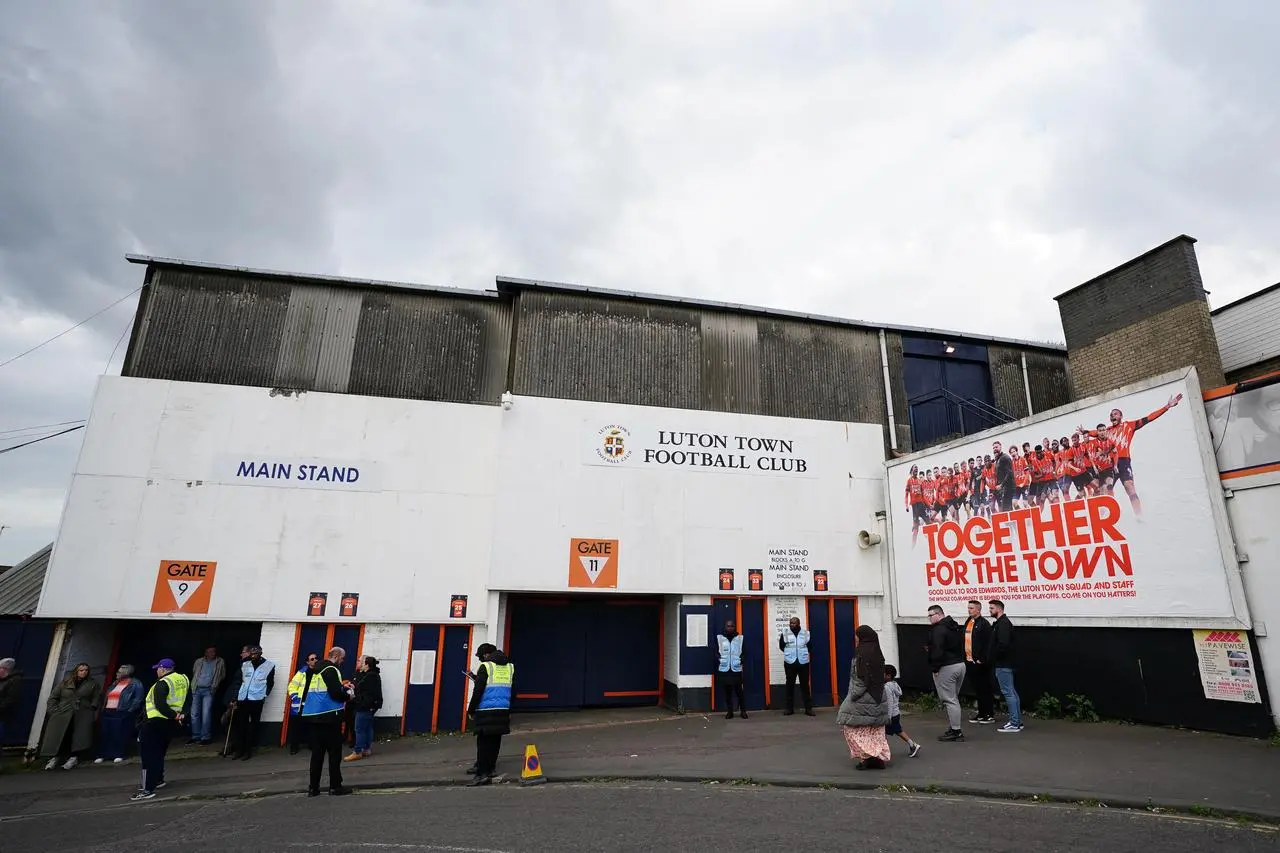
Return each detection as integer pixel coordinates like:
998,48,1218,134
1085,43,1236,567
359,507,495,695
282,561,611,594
1,706,1277,822
2,783,1277,853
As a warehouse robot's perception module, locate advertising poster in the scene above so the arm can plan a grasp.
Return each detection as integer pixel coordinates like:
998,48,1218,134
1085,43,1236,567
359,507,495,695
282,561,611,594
1204,373,1280,478
887,376,1239,619
1192,630,1261,703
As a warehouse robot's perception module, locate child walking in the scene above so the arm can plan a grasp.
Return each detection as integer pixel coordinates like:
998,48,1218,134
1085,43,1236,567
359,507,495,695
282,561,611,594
884,665,921,758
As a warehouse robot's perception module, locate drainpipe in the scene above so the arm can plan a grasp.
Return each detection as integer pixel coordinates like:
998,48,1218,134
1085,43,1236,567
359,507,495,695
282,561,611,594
1020,352,1035,416
878,330,898,451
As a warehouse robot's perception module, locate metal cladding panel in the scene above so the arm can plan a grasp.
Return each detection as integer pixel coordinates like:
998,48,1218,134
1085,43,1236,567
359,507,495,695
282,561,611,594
699,312,762,413
1024,350,1073,413
1213,286,1280,373
273,286,327,388
348,291,510,404
756,319,886,424
313,287,362,393
883,332,911,450
128,270,290,386
512,292,703,408
988,345,1032,419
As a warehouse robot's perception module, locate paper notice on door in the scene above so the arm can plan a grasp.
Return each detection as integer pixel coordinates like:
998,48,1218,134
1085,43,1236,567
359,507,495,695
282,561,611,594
686,614,708,648
409,650,437,686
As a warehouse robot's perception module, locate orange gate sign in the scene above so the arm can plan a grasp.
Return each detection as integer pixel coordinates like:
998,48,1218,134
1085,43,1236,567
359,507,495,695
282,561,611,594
568,538,619,589
151,560,217,614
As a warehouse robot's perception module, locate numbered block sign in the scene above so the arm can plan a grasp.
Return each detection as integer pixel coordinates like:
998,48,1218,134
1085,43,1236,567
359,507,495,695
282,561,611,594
151,560,217,614
568,538,619,589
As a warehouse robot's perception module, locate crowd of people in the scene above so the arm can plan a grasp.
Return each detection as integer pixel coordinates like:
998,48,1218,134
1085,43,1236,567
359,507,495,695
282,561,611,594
2,643,387,800
905,394,1184,543
718,598,1020,770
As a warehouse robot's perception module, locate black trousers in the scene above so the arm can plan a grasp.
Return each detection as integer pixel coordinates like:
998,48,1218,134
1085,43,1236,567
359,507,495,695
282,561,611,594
783,662,812,712
234,699,264,755
967,662,995,718
139,718,172,793
719,673,745,713
287,715,309,752
475,732,503,777
308,717,344,792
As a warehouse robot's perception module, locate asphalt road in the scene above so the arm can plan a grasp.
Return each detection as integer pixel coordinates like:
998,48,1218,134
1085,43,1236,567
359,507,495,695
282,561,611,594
1,782,1274,853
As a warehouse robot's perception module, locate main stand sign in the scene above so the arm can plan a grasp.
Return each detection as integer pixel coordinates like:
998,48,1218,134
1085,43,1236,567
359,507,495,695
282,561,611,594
151,560,217,614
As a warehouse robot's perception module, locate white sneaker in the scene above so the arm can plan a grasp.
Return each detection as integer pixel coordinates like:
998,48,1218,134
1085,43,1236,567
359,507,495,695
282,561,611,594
62,757,79,770
44,758,57,771
113,757,124,764
94,758,105,765
997,722,1023,733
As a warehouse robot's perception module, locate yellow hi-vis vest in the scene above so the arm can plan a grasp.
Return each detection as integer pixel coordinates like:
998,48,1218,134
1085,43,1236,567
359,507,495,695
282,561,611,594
145,673,191,719
288,668,309,715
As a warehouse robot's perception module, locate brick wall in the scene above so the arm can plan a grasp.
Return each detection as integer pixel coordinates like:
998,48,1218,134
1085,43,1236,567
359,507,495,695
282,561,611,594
1056,236,1225,397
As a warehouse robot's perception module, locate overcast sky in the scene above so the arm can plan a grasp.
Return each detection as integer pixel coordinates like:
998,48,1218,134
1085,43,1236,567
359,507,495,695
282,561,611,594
1,1,1277,564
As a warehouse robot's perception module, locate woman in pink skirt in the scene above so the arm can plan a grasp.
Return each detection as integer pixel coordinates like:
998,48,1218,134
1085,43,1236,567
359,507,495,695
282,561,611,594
836,625,892,770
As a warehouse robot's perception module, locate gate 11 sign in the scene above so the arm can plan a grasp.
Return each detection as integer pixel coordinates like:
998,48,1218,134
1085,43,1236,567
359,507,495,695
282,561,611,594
568,538,619,589
151,560,217,614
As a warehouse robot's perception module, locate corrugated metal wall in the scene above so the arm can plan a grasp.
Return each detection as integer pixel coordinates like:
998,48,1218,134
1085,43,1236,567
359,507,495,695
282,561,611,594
122,265,1072,451
510,291,889,436
125,269,510,405
988,345,1033,420
1024,350,1073,415
1212,286,1280,375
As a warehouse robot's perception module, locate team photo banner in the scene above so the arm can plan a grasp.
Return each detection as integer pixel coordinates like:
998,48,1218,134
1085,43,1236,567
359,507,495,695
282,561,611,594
887,376,1239,620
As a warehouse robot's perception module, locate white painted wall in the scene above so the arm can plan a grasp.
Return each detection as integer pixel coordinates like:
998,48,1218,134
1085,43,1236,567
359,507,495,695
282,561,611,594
1221,471,1280,727
360,623,411,721
258,622,299,724
42,377,500,624
491,395,887,595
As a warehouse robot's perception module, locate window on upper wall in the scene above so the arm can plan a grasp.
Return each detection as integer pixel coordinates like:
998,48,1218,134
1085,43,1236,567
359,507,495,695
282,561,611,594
901,337,1002,447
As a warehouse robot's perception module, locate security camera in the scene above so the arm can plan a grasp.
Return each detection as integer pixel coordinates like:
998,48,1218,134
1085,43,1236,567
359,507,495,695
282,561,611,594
857,530,882,550
500,392,514,411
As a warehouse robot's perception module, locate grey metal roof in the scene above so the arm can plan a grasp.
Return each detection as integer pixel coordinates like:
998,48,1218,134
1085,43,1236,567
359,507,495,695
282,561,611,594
125,254,499,301
0,542,52,616
496,275,1067,353
121,255,1066,353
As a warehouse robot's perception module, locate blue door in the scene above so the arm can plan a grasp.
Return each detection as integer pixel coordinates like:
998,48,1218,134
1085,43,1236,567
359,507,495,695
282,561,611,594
584,600,662,705
0,620,55,746
507,599,583,709
833,599,858,700
506,597,662,710
806,599,835,707
437,626,472,731
711,598,768,711
403,625,441,734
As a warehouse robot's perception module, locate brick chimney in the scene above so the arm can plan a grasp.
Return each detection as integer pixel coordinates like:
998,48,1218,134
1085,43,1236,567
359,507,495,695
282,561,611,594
1055,235,1225,397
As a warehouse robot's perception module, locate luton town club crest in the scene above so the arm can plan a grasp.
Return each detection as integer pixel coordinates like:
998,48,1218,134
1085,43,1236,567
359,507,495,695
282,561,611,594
596,425,632,463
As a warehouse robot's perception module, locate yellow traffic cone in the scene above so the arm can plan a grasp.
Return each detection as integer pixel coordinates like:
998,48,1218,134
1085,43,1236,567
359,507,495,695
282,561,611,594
520,743,547,786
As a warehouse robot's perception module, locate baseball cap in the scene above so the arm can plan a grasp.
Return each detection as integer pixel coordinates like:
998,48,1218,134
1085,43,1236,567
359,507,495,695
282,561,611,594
152,658,175,670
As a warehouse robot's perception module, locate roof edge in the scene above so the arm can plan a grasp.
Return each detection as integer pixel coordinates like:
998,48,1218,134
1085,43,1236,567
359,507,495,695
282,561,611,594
126,254,499,301
497,275,1067,353
1211,280,1280,316
1053,234,1198,302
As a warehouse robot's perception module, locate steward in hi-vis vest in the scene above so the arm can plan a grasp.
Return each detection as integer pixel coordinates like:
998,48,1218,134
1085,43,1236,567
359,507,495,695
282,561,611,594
133,658,190,801
286,652,319,755
303,648,353,797
465,643,514,786
230,646,276,761
716,620,747,720
778,616,815,717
